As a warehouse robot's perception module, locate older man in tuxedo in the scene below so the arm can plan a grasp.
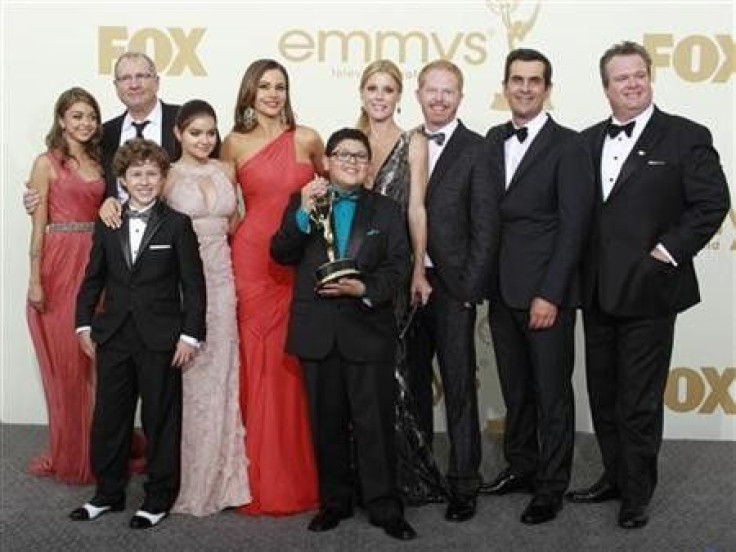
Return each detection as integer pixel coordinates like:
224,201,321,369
484,48,594,525
407,60,496,522
566,40,730,529
101,51,182,199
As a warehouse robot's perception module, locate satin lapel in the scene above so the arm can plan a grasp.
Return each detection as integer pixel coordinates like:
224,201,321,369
134,202,168,268
591,121,607,204
118,216,133,271
507,117,555,191
607,108,666,202
427,123,469,200
486,126,507,196
345,191,371,260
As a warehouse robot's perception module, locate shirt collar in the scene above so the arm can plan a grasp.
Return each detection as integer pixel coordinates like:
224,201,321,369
511,110,548,141
127,199,157,213
122,100,163,133
426,118,459,144
611,103,654,129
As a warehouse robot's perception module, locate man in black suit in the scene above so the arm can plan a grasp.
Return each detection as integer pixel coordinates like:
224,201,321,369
484,49,594,525
566,41,730,529
70,139,206,529
102,51,182,199
407,59,496,522
271,128,415,541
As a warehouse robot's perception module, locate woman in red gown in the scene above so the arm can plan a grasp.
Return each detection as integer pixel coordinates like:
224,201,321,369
26,88,105,484
221,59,324,515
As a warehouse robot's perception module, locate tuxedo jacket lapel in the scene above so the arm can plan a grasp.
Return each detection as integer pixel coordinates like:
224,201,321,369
591,122,607,203
507,118,555,191
607,108,666,202
118,217,133,271
134,202,169,268
427,122,468,201
345,192,371,259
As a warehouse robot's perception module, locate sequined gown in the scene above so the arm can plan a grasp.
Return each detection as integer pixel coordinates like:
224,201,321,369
26,150,104,484
166,160,251,516
372,130,449,505
231,130,319,515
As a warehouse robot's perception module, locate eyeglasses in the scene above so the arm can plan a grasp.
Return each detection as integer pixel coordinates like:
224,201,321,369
330,150,370,165
115,72,155,85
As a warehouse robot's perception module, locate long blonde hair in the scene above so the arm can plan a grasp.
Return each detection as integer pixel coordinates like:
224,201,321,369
357,59,403,133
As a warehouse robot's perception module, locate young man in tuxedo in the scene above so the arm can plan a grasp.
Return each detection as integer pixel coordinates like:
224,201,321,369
70,139,206,529
407,59,497,522
270,128,415,541
484,49,595,524
566,41,730,529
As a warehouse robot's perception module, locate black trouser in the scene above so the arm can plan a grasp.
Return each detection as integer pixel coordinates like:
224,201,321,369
583,306,676,506
302,347,401,522
90,317,182,513
406,271,481,497
489,299,576,497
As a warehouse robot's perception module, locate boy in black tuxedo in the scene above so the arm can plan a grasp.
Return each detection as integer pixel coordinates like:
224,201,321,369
270,128,415,540
71,139,206,529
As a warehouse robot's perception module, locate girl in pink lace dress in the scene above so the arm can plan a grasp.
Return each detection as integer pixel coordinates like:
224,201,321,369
165,100,250,516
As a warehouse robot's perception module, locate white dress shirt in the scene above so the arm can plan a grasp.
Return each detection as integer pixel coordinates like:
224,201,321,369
600,103,654,200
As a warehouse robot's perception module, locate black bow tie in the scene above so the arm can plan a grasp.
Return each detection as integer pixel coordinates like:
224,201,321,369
131,120,150,139
126,208,151,222
607,120,635,139
423,129,446,146
504,122,528,143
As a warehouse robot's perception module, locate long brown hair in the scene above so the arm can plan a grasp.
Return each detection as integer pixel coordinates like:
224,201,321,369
232,59,296,133
45,87,102,166
357,59,403,133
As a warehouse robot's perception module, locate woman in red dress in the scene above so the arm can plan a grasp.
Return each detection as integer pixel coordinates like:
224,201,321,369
221,59,324,515
26,87,105,484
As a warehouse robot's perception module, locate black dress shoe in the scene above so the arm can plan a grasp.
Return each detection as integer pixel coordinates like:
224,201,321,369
445,495,477,522
370,516,417,540
307,508,353,532
565,477,620,503
482,468,534,495
618,503,649,529
520,495,562,525
69,500,125,521
129,510,168,529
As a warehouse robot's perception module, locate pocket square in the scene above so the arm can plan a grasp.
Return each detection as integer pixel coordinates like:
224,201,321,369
149,244,172,250
647,160,666,166
366,229,381,236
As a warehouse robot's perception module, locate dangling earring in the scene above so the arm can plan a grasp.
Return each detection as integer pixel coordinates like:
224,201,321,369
397,104,402,115
242,106,256,130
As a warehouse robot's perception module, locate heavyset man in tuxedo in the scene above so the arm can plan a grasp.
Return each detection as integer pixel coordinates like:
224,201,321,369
72,139,206,529
566,41,730,529
484,49,595,525
407,60,496,522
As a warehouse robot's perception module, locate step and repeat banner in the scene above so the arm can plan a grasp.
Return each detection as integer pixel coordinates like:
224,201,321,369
2,1,734,439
